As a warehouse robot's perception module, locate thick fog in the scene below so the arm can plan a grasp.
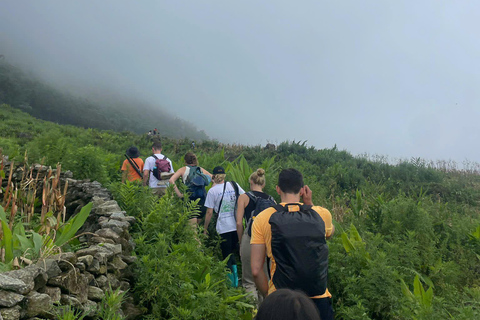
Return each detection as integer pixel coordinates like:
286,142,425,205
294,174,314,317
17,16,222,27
1,1,479,164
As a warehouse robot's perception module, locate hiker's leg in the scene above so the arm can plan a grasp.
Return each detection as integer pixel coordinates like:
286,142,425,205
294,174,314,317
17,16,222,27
220,232,236,270
240,233,257,299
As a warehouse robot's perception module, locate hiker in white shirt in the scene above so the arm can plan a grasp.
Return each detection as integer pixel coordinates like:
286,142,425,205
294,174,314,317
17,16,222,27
143,141,174,197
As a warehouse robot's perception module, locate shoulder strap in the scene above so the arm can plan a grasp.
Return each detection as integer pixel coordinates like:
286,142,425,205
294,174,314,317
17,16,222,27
124,154,143,178
216,182,228,213
246,191,257,203
163,155,167,160
152,154,159,160
230,181,239,197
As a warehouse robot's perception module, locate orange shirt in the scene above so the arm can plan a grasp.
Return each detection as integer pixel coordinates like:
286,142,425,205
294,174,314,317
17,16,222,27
250,202,333,298
121,158,144,182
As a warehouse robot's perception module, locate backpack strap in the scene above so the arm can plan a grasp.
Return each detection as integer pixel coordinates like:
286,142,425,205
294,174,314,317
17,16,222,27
216,182,228,213
124,154,143,178
273,204,286,212
152,154,158,160
246,191,258,203
230,181,240,219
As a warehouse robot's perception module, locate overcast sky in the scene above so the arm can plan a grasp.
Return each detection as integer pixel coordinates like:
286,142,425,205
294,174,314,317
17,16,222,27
1,1,479,164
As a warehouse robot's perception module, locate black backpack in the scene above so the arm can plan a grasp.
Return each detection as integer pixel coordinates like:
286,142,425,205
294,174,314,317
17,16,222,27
269,203,329,297
245,192,276,237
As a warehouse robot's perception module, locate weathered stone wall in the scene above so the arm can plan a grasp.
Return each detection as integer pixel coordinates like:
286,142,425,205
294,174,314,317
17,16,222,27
0,162,141,320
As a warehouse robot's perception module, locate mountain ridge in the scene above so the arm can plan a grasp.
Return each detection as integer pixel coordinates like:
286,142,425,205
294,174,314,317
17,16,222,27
0,60,208,140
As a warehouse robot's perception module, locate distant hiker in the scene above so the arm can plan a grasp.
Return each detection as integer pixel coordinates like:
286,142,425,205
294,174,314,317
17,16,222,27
154,128,158,135
256,289,321,320
169,152,212,224
191,141,196,150
122,146,144,183
235,168,275,303
143,141,174,197
251,168,335,320
148,130,153,136
204,166,244,287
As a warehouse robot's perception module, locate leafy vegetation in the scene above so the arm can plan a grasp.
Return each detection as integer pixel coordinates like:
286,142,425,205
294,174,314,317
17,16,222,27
0,153,93,271
111,182,255,319
1,105,480,319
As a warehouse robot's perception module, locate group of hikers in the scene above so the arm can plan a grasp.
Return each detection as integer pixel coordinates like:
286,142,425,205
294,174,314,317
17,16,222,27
121,142,335,320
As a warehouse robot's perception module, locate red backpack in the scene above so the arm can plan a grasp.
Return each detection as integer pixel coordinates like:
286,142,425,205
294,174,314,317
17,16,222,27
152,155,171,179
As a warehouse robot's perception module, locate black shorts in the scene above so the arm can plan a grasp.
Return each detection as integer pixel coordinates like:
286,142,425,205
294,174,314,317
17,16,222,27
190,204,207,220
311,297,334,320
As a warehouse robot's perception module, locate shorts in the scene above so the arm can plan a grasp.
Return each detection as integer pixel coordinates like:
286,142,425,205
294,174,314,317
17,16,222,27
152,187,167,197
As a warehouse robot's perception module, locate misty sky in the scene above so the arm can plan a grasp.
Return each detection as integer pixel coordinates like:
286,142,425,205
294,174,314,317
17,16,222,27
1,1,479,164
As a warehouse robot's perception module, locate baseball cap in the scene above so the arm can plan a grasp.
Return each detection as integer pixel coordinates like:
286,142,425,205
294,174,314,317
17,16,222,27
213,166,225,174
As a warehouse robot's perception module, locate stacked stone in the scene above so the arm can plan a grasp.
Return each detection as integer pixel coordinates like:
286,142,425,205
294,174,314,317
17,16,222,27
0,160,142,319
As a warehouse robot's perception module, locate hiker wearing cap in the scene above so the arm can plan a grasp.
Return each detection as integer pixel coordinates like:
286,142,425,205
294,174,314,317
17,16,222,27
251,168,335,320
169,152,212,224
122,147,144,183
143,141,174,197
204,166,245,287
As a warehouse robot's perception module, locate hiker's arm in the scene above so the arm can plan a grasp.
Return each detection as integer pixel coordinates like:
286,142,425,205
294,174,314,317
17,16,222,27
236,194,248,243
143,170,150,186
203,207,213,235
251,244,268,297
200,168,212,178
169,168,185,198
301,185,314,206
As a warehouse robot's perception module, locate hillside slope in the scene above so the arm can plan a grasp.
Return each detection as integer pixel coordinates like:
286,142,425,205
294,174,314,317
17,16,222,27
0,60,208,140
1,105,480,319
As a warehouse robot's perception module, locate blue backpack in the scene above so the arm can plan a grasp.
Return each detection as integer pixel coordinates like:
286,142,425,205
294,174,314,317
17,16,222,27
185,166,210,205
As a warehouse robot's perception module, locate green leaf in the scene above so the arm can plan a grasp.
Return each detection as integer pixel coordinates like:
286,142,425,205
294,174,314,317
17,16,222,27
32,232,42,255
16,234,33,252
350,224,362,242
423,287,433,308
341,233,355,253
204,273,211,287
55,202,92,247
0,206,7,222
1,219,14,263
413,275,423,300
400,279,414,301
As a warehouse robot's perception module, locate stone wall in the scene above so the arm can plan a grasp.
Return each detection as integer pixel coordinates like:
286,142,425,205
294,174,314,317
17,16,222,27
0,162,141,319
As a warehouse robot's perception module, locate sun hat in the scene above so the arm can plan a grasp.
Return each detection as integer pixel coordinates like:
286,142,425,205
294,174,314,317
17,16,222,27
126,146,140,158
213,166,225,174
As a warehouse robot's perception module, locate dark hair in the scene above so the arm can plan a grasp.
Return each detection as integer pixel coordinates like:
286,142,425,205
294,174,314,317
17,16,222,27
278,168,304,194
184,152,198,166
256,289,320,320
152,141,162,151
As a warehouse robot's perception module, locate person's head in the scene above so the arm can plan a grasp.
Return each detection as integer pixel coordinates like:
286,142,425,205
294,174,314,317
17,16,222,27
126,146,140,159
249,168,266,188
152,141,162,153
277,168,304,194
255,289,320,320
212,166,226,184
184,152,198,166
